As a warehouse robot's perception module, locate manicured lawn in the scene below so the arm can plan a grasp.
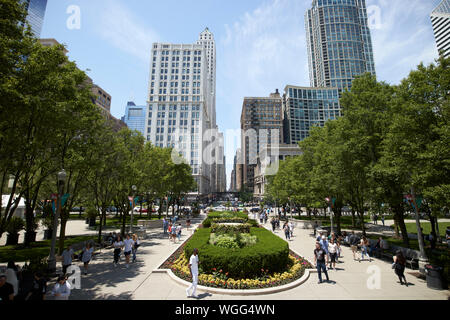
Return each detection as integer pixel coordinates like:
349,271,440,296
401,222,450,237
90,215,162,230
0,235,96,263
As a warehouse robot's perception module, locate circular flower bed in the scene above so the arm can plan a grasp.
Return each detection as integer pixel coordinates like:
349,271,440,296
170,250,312,290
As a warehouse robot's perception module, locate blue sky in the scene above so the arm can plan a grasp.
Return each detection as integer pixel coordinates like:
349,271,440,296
41,0,442,188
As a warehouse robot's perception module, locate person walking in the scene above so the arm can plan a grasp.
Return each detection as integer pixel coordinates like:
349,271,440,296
5,262,18,297
132,234,140,263
61,245,74,275
313,221,318,238
163,218,168,234
328,238,338,271
314,242,330,284
349,231,360,261
289,221,294,238
123,234,134,268
320,236,329,258
393,250,408,286
113,235,124,267
50,276,71,300
176,223,182,242
381,215,385,227
81,243,94,275
271,218,276,232
283,222,291,241
186,248,200,298
359,236,371,262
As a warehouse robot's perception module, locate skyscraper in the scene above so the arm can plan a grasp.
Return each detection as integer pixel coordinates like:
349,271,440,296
306,0,376,91
122,102,147,136
431,0,450,58
21,0,48,38
240,90,283,191
283,86,340,145
145,29,218,195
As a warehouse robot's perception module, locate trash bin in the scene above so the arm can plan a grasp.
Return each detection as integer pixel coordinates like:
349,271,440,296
425,265,445,290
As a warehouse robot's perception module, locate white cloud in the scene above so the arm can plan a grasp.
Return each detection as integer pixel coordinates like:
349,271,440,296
96,0,159,64
217,0,310,185
368,0,439,84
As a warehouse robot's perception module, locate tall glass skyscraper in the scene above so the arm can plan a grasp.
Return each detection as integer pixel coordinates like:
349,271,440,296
431,0,450,58
306,0,376,91
122,102,147,137
21,0,48,38
283,86,340,145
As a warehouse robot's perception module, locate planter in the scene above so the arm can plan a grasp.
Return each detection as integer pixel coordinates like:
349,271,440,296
44,229,53,240
6,233,20,246
25,231,37,243
425,265,446,290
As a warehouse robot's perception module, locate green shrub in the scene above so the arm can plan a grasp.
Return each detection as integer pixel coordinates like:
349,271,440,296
239,233,258,247
211,223,250,234
6,217,25,235
185,227,289,279
203,211,257,228
209,234,240,249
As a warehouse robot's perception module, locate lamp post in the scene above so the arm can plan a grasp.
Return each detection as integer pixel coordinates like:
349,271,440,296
408,188,429,274
48,169,67,273
130,185,137,234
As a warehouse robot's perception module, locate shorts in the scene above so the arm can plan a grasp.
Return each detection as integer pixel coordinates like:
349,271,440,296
124,251,131,257
351,245,357,253
330,253,337,263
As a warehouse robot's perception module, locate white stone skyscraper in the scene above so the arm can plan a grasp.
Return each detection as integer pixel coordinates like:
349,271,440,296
145,29,223,195
431,0,450,58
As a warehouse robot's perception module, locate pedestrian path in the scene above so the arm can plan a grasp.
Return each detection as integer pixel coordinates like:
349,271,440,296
63,213,448,300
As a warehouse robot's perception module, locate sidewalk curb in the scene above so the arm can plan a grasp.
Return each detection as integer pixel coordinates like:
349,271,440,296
157,268,315,296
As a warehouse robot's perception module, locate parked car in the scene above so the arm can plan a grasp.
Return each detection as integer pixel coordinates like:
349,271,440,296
250,208,260,213
71,207,85,213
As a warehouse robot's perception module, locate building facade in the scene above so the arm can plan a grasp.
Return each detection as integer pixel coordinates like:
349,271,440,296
122,102,147,136
431,0,450,58
240,90,283,191
283,86,340,145
254,144,303,200
306,0,376,91
144,29,219,195
21,0,48,38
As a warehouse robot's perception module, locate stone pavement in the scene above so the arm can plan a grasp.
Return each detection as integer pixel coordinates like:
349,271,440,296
40,212,448,300
131,217,449,300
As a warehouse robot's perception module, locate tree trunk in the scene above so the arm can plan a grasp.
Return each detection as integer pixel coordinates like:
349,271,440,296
24,203,35,247
393,204,409,247
435,216,441,242
58,214,68,255
351,208,355,228
98,211,104,244
334,208,342,235
121,209,127,236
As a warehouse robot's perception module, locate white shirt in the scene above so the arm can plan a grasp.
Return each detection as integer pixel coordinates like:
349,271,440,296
189,254,199,275
51,282,71,300
113,241,123,249
328,243,337,254
5,268,18,296
62,249,74,266
82,247,94,262
124,239,134,252
176,226,182,233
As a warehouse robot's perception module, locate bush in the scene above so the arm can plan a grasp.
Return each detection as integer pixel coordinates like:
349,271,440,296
210,234,240,249
185,227,289,279
203,211,257,228
211,223,250,234
6,217,25,235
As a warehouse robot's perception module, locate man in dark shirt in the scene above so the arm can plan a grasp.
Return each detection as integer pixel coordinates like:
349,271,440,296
0,275,14,302
349,231,360,260
314,242,330,284
26,272,47,301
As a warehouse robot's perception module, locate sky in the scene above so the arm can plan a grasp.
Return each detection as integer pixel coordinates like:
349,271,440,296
41,0,442,189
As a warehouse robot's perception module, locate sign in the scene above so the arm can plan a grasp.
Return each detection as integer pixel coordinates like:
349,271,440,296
61,194,70,207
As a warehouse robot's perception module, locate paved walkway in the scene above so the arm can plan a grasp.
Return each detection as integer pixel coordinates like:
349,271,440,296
132,217,449,300
36,212,449,300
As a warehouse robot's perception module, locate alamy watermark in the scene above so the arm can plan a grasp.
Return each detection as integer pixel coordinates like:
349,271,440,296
66,5,81,30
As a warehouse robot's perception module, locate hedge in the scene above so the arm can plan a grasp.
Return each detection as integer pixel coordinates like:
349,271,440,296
211,223,251,234
185,227,290,279
203,211,258,228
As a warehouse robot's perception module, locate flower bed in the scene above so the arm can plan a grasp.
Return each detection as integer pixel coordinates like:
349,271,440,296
168,248,312,290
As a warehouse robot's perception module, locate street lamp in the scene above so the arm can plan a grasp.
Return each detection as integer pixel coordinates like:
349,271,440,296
130,185,137,234
48,169,67,273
